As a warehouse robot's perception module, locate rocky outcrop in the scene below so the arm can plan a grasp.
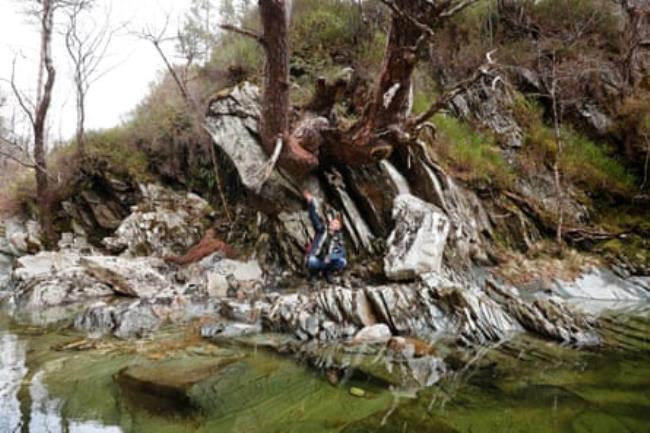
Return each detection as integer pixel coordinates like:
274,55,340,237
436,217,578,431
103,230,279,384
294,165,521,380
80,256,174,298
450,77,524,148
250,275,601,346
103,183,213,257
9,252,113,312
206,83,495,279
384,194,450,280
75,296,219,339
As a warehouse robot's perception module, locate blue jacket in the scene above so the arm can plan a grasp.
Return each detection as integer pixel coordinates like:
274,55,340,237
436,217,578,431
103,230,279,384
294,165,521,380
306,198,346,262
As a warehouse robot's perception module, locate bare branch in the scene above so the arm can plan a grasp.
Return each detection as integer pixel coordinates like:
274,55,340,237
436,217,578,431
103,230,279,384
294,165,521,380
378,0,435,39
0,149,37,169
7,58,36,128
440,0,481,18
410,53,498,127
220,24,265,46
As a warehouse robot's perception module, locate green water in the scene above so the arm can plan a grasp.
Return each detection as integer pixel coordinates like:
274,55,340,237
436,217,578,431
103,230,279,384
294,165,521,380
1,310,649,433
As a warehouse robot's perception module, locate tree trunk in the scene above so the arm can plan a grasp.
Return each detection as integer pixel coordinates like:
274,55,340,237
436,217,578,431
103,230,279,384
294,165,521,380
323,0,435,166
33,0,57,248
258,0,319,175
75,79,85,155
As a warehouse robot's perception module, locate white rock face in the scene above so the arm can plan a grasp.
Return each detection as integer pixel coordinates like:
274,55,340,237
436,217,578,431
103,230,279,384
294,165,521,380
103,184,212,258
384,194,450,281
80,256,173,298
206,258,263,297
10,251,114,311
354,324,392,342
179,253,264,298
13,252,81,281
553,267,650,301
205,83,296,198
0,219,43,288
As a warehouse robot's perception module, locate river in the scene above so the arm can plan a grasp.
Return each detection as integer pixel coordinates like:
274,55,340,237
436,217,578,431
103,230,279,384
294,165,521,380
0,308,649,433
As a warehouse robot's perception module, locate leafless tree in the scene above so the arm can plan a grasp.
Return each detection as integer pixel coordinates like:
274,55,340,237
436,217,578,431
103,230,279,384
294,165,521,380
3,0,75,247
132,15,233,223
63,0,120,155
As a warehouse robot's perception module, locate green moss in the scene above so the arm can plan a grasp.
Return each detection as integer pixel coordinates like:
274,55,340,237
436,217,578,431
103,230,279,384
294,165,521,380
431,114,514,189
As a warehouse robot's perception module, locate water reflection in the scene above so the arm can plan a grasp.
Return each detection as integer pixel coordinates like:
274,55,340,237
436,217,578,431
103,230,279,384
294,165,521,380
0,309,648,433
0,331,26,433
0,329,122,433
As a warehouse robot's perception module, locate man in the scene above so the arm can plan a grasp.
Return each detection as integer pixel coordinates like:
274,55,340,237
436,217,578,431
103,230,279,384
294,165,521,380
304,190,347,278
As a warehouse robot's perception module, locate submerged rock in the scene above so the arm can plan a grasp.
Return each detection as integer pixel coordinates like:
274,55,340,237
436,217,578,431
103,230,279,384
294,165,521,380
116,357,237,410
384,194,450,281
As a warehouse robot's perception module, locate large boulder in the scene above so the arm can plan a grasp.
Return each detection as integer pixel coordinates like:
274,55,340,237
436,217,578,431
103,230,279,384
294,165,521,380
384,194,451,281
103,183,213,257
10,252,114,312
180,253,264,298
80,256,174,298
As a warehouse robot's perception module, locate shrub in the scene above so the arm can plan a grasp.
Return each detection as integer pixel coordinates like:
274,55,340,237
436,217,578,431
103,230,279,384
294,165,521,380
83,128,152,182
430,114,514,189
560,129,635,195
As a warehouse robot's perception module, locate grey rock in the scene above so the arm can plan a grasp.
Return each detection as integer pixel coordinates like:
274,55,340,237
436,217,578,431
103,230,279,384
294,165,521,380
450,76,524,148
577,103,613,136
384,194,450,280
179,254,264,298
552,267,650,301
205,83,298,203
103,183,212,257
80,256,173,298
12,267,114,311
354,324,392,342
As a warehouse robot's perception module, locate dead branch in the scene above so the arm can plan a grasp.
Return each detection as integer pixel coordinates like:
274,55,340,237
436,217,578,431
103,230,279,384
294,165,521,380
220,24,265,46
378,0,435,38
410,52,498,128
252,136,284,193
441,0,481,18
7,58,36,128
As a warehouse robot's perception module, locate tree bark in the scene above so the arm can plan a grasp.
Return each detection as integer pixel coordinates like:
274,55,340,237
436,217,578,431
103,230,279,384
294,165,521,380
258,0,319,176
34,0,57,248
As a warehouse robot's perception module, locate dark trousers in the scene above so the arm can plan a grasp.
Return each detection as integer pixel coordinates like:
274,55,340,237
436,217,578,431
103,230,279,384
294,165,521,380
306,255,347,274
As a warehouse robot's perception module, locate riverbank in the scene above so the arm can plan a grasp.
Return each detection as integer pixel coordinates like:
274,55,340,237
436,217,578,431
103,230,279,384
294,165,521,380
1,306,649,433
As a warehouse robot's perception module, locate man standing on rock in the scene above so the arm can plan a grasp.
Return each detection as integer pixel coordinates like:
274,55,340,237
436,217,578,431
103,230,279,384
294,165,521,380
303,190,347,279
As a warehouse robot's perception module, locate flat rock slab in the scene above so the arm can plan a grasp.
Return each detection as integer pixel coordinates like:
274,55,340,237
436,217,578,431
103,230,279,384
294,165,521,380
116,357,238,408
553,268,650,302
